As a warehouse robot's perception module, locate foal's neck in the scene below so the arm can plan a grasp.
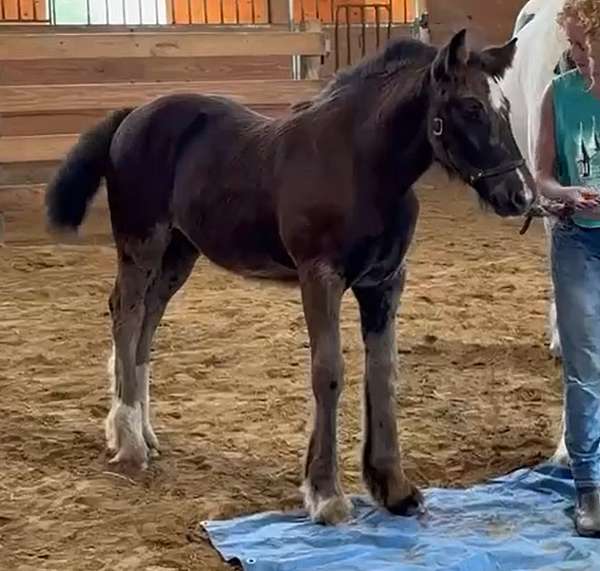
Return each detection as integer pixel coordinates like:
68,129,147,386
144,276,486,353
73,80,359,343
369,71,433,191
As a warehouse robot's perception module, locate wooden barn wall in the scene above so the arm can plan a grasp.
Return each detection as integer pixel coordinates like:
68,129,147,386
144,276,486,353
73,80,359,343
427,0,527,47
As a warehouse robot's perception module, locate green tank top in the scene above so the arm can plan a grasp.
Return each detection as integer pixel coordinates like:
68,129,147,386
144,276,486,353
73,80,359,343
553,69,600,228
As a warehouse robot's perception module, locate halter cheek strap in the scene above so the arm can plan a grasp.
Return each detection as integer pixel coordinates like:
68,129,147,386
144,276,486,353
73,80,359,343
431,116,525,185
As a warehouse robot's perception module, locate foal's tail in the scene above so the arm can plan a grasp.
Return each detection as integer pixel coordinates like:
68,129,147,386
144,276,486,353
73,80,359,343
45,108,133,232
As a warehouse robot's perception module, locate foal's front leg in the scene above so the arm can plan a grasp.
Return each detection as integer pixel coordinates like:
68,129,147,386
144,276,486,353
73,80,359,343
353,269,423,516
299,262,351,524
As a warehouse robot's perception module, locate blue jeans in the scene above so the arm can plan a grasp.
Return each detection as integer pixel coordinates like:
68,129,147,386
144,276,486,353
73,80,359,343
552,220,600,490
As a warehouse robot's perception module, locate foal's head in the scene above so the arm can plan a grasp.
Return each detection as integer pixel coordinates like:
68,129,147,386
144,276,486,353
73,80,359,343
428,30,535,217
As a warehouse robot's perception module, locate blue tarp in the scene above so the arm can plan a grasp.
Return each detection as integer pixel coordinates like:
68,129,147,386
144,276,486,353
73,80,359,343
201,463,600,571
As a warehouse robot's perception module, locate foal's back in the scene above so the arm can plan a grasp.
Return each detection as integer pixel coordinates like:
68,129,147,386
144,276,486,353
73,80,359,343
107,93,297,276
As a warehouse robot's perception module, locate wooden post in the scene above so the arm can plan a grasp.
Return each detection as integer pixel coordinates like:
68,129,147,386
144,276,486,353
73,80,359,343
299,19,322,80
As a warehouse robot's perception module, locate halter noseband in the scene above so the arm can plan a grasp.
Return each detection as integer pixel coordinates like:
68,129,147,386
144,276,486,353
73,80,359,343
431,116,525,185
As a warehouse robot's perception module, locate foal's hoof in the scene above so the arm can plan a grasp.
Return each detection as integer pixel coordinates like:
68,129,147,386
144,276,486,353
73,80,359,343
310,495,352,525
108,444,149,471
104,402,149,471
302,482,352,524
365,465,425,517
385,483,424,517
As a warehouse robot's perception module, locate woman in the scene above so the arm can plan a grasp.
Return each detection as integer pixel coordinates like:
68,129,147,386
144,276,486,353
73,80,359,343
535,0,600,536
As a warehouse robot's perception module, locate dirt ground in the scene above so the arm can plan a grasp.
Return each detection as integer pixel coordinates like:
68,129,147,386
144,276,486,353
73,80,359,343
0,168,562,570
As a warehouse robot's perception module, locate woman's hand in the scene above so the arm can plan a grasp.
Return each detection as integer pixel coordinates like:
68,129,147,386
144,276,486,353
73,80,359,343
563,186,600,210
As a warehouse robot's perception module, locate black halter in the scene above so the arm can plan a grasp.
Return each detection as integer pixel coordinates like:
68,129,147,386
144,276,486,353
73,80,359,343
431,117,526,186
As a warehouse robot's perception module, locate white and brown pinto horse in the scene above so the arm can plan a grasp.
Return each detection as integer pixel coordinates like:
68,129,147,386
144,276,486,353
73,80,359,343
500,0,572,463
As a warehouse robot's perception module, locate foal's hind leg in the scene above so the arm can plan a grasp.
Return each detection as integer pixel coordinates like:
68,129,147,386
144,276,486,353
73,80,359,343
353,269,424,516
106,231,168,468
135,230,199,452
299,261,351,524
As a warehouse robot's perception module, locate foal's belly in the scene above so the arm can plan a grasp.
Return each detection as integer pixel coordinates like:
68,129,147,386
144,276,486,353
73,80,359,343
175,186,297,280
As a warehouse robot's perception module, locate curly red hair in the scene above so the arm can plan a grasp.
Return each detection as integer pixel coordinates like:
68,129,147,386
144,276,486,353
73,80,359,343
557,0,600,36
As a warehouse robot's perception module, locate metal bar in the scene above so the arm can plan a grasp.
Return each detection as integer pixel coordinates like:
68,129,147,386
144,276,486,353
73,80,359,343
105,0,110,24
345,5,351,67
334,4,340,71
360,5,366,58
86,0,91,24
375,5,380,50
387,4,391,40
138,0,143,24
122,0,127,24
154,0,159,24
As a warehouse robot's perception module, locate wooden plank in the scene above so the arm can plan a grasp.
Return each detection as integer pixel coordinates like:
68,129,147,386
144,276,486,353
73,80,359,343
1,110,107,136
0,134,77,163
1,0,18,20
300,0,318,21
0,103,295,163
0,162,56,185
221,0,238,24
254,0,269,23
0,79,323,113
0,23,289,32
1,104,292,136
0,31,327,60
239,0,255,23
190,0,208,24
0,56,291,85
317,0,332,23
206,0,223,23
19,0,34,20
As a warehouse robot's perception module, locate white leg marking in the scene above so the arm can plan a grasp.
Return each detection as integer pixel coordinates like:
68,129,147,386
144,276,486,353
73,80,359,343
548,301,562,358
301,480,352,525
551,408,569,465
107,401,148,468
105,344,119,451
107,343,117,395
138,362,159,453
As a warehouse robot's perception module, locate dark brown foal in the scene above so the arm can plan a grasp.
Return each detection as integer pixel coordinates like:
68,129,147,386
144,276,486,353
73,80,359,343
46,30,535,523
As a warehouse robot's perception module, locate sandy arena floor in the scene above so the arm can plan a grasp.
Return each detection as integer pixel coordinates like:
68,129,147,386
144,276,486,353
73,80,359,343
0,168,562,570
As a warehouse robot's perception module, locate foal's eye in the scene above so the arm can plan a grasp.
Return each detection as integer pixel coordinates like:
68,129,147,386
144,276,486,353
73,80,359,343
462,98,485,121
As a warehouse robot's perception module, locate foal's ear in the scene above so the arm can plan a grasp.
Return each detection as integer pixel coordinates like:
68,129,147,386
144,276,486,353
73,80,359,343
432,28,468,84
479,37,518,79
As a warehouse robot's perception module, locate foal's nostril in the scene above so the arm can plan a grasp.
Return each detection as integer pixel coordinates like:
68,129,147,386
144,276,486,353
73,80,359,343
511,189,531,213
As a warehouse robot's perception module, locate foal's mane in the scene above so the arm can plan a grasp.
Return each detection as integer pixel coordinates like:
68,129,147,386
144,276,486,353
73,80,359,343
291,38,438,117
